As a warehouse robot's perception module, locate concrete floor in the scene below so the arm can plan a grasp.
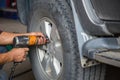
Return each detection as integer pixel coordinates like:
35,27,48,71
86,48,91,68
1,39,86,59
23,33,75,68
0,18,35,80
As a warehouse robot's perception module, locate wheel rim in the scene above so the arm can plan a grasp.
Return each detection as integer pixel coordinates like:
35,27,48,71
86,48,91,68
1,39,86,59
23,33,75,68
36,17,63,79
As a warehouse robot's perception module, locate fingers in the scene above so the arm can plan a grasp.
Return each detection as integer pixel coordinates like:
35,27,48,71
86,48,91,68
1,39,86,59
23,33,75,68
14,53,27,62
26,32,48,44
11,48,29,62
22,53,27,61
21,48,29,61
36,32,45,37
22,58,26,61
37,36,47,45
23,48,29,51
30,32,45,37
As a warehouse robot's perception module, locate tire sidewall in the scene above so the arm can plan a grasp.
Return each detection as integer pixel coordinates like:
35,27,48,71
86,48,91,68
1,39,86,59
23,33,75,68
28,1,78,80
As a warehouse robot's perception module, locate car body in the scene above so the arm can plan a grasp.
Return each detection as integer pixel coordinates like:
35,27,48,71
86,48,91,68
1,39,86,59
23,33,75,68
16,0,120,80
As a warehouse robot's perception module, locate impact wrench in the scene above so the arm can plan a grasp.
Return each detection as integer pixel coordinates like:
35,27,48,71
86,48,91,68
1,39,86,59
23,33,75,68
9,35,49,80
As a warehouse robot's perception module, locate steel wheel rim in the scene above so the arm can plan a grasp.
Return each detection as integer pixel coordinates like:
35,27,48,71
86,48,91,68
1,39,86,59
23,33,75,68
36,17,63,79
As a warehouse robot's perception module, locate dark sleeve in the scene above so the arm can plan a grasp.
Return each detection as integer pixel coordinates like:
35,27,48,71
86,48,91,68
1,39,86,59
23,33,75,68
0,30,3,34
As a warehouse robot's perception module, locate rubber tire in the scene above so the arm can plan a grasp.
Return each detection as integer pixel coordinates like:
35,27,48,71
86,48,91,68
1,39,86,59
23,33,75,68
28,0,106,80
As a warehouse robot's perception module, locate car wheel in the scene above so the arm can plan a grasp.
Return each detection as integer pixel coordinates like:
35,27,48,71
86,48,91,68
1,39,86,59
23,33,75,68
28,0,106,80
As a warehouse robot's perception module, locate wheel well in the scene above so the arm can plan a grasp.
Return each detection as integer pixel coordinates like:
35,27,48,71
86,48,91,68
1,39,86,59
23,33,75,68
17,0,30,25
16,0,72,25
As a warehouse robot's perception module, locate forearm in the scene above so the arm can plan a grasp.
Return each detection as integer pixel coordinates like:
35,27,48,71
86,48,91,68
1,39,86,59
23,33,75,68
0,31,45,45
0,53,12,64
0,48,29,64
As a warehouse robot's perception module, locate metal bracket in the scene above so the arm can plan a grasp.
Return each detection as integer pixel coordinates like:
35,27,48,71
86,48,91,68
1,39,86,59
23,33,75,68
70,0,99,68
82,37,120,67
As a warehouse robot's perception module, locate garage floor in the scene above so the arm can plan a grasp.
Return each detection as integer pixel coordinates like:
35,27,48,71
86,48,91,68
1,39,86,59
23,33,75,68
0,18,35,80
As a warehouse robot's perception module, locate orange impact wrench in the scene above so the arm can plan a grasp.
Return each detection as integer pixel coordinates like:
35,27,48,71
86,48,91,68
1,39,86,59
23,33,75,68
9,35,49,80
13,35,49,47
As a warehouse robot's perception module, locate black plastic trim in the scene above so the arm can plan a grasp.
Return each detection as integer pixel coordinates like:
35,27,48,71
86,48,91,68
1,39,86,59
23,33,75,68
73,0,112,36
83,38,120,59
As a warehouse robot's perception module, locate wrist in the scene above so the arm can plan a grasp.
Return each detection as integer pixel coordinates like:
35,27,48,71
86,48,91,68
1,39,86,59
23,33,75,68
5,52,14,63
0,52,13,64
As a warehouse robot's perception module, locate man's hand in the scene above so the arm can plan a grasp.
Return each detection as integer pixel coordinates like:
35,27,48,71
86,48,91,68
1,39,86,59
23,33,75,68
7,48,29,62
0,32,47,64
25,32,47,45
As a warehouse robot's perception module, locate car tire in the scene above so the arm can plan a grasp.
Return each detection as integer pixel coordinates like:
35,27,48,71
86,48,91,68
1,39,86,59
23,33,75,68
28,0,106,80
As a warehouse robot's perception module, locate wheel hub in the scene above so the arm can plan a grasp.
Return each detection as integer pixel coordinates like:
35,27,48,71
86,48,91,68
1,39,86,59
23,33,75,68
48,42,57,56
37,17,63,79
